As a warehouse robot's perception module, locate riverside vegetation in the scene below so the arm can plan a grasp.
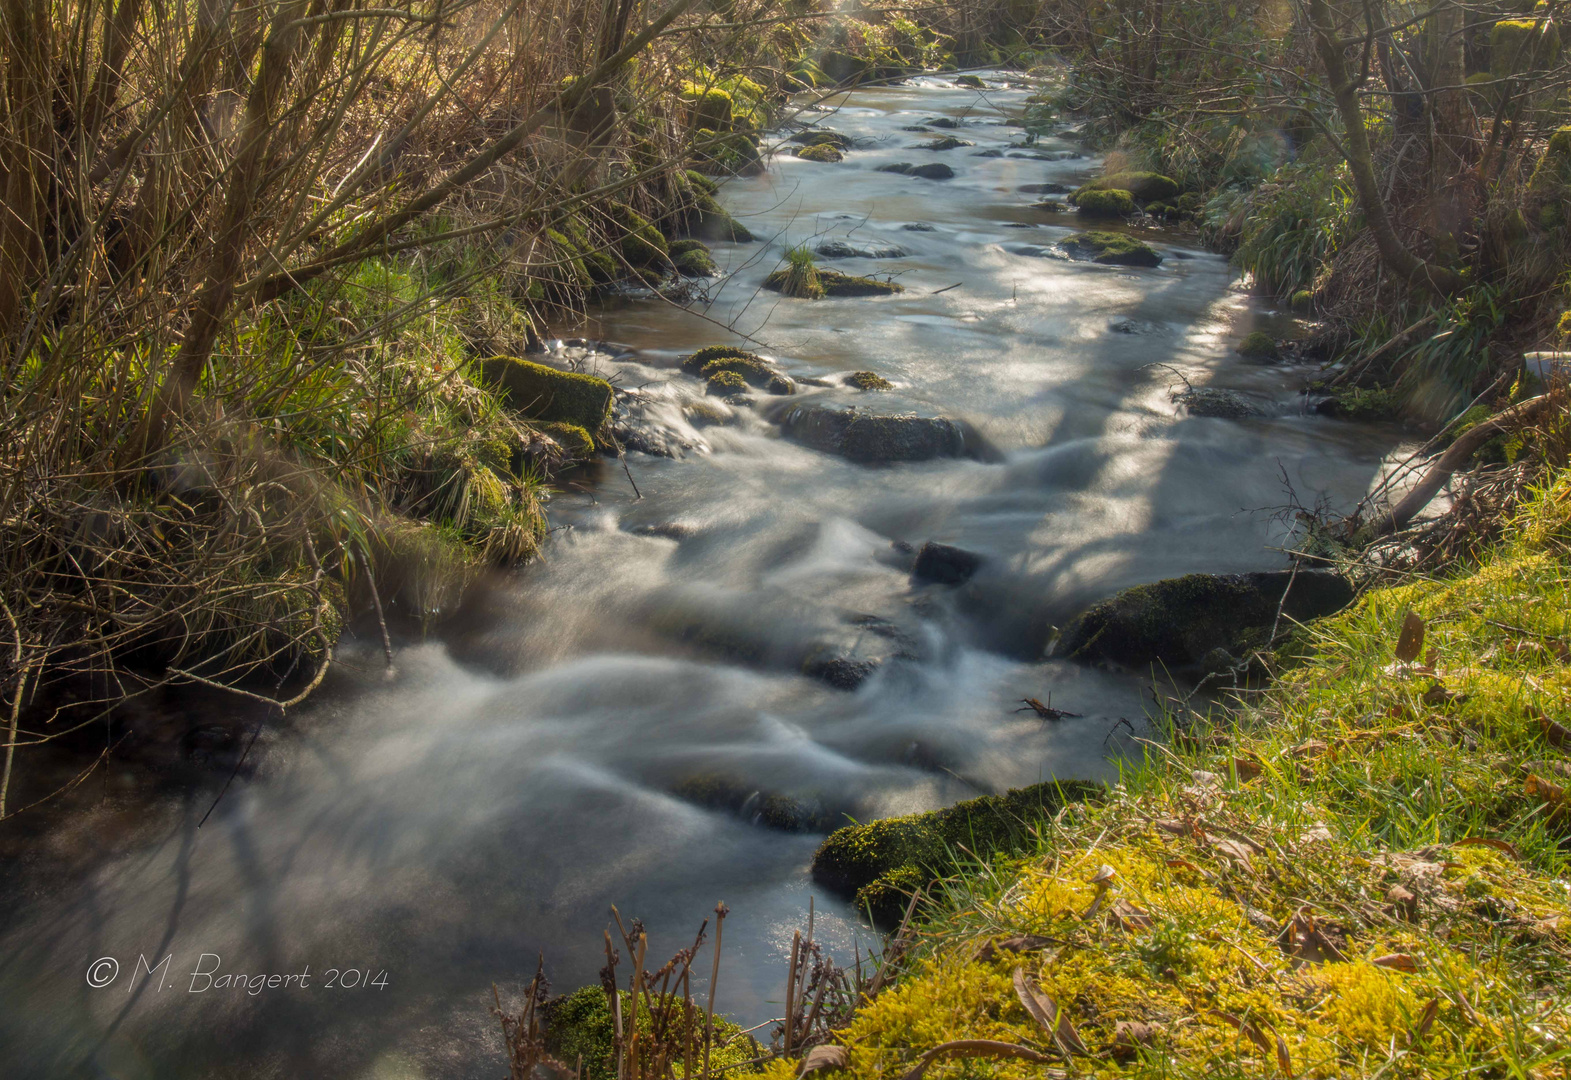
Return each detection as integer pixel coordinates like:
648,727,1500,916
4,0,1571,1075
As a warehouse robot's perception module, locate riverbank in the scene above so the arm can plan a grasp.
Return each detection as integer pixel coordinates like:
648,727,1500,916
757,465,1571,1077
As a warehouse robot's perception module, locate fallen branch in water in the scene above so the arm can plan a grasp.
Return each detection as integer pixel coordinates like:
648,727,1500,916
1016,697,1081,721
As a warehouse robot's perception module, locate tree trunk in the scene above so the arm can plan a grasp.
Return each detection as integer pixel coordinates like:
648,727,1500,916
1304,0,1466,296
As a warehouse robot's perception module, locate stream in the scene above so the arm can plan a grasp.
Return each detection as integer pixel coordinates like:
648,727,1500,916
0,76,1402,1079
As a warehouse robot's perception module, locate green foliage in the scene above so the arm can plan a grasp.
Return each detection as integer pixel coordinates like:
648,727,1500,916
544,986,760,1080
608,202,669,267
1230,160,1357,299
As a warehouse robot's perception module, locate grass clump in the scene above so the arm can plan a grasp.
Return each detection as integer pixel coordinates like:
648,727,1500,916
767,246,826,299
544,986,761,1080
799,470,1571,1077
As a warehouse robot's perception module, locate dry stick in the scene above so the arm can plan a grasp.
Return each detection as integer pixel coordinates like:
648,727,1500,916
0,594,27,819
1367,393,1552,537
783,930,801,1054
703,902,727,1080
360,545,395,673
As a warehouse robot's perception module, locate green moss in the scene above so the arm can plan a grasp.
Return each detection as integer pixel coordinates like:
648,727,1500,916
1058,230,1163,266
1492,18,1562,78
955,74,986,89
692,127,761,176
1078,171,1182,202
672,245,719,277
763,268,904,298
699,355,781,389
1291,288,1315,312
1073,188,1138,217
790,130,854,151
477,355,613,432
847,370,893,390
811,779,1106,924
684,169,718,197
681,345,761,374
1236,330,1280,360
795,143,844,163
534,421,594,458
544,986,761,1080
608,202,668,267
706,370,748,396
1528,125,1571,198
681,83,733,130
1333,385,1400,421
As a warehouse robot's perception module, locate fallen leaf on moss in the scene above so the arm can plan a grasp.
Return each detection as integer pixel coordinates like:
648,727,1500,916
1452,837,1519,859
1525,772,1566,803
1211,1011,1292,1075
1371,953,1418,972
1209,836,1255,871
1233,756,1263,780
798,1045,849,1077
1110,899,1155,931
973,934,1059,962
1110,1020,1156,1057
1541,715,1571,748
1410,998,1439,1045
1396,611,1425,663
1012,968,1088,1056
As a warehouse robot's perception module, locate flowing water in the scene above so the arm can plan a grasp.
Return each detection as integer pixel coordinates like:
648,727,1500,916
0,77,1401,1079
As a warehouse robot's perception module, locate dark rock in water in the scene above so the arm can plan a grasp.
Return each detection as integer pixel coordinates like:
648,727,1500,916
803,654,880,690
788,129,853,150
1056,569,1354,669
672,774,842,833
911,542,983,586
779,403,967,463
811,779,1105,924
630,522,698,540
911,137,971,151
876,162,914,174
955,75,987,89
901,222,935,231
1176,387,1267,419
815,240,909,259
909,163,955,180
1109,318,1167,335
1003,222,1038,229
901,125,932,132
1058,231,1162,267
923,117,963,128
972,149,1005,158
1018,182,1072,194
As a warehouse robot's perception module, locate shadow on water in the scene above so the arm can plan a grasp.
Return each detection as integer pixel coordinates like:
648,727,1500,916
0,74,1404,1079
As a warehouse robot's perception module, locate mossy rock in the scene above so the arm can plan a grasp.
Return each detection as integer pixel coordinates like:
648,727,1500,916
789,129,854,151
478,356,613,431
533,421,595,458
1528,125,1571,198
1290,289,1315,313
1074,188,1138,217
672,245,719,277
700,354,791,393
818,49,872,85
913,136,971,151
706,370,749,397
1492,19,1562,78
543,229,594,291
847,370,892,390
692,127,762,176
608,202,668,267
543,986,761,1080
680,345,762,374
764,268,904,297
684,169,718,197
955,74,986,89
811,779,1106,924
1236,331,1281,360
1078,171,1182,202
671,773,841,832
796,143,845,163
1056,570,1354,668
1058,231,1162,267
681,84,732,131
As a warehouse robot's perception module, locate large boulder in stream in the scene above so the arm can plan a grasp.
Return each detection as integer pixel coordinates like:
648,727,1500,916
877,162,955,180
778,403,967,463
1055,570,1354,669
1058,231,1162,267
478,355,613,431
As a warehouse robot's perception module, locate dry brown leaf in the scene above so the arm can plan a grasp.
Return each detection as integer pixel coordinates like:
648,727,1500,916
1541,715,1571,749
1088,864,1117,886
1410,998,1439,1045
1233,757,1263,781
973,934,1059,962
1289,739,1329,760
1395,611,1425,663
1298,824,1333,845
798,1045,849,1077
1211,1011,1291,1074
1012,968,1088,1056
1154,819,1193,837
1525,772,1567,804
1278,909,1347,966
1371,953,1418,972
1421,682,1464,707
1109,899,1155,932
1452,837,1519,859
1209,836,1255,871
900,1040,1056,1080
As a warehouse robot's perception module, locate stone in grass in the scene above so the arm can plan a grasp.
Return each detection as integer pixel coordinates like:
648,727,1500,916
1237,331,1281,361
796,143,844,163
811,778,1105,924
846,370,893,390
1057,231,1162,267
478,356,613,432
763,268,904,298
1074,188,1137,217
706,370,749,397
1056,569,1354,669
